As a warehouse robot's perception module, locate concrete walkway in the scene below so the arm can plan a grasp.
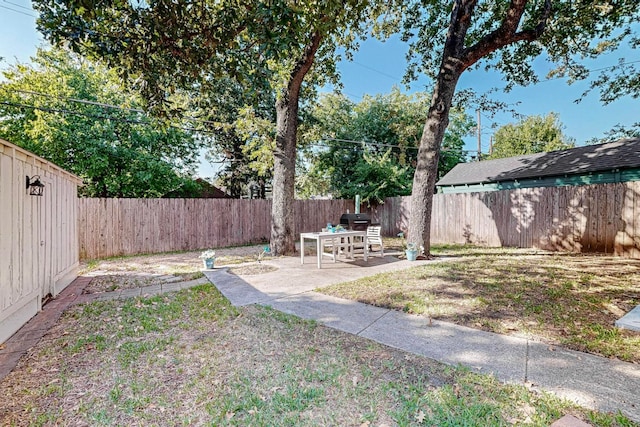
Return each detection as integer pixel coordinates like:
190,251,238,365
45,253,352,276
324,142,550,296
204,255,640,423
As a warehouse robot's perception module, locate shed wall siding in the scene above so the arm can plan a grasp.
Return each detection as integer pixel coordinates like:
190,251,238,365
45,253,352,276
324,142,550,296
0,140,80,344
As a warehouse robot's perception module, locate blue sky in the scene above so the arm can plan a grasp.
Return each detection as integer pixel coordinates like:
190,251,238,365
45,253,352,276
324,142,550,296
334,36,639,152
1,2,638,177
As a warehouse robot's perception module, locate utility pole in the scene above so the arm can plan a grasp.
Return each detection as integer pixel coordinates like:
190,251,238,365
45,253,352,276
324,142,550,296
476,109,481,161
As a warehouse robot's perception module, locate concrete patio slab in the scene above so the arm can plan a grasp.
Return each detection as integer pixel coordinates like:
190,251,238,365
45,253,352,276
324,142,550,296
206,268,275,306
234,255,426,293
204,256,427,306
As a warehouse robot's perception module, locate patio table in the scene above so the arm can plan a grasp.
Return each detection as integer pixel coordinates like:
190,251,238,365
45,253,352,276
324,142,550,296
300,230,368,269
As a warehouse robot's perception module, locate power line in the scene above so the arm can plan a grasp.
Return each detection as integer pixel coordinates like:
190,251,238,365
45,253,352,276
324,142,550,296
12,89,226,127
341,90,362,101
3,0,33,12
0,3,35,17
313,137,463,153
308,141,472,156
10,52,638,126
346,54,640,103
321,137,419,150
0,100,220,134
537,59,640,84
15,89,146,113
480,111,502,127
352,61,400,81
1,100,151,125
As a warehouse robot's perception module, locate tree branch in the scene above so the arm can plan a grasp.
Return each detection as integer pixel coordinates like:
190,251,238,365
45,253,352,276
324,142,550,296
288,30,324,95
443,0,477,59
461,0,552,69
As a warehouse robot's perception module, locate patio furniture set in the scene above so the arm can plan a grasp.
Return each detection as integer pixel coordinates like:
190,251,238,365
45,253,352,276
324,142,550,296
300,223,384,269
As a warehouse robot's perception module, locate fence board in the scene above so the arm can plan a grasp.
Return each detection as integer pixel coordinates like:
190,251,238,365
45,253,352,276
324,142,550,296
630,182,640,258
1,140,80,344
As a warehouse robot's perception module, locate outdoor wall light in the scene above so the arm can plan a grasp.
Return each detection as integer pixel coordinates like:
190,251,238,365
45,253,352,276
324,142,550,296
26,175,45,196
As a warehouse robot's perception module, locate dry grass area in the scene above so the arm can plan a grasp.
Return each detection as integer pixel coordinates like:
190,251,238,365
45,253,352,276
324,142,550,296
320,244,640,363
80,245,272,293
1,284,633,426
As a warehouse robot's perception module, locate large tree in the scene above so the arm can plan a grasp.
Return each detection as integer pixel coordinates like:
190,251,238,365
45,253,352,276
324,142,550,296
396,0,640,255
488,112,575,159
34,0,375,255
0,48,201,197
299,89,472,201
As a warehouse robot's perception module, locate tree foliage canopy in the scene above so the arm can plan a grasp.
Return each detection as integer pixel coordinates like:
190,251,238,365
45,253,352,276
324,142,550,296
488,113,575,159
0,48,201,197
33,0,380,254
33,0,368,113
297,88,473,202
398,1,640,92
190,76,277,198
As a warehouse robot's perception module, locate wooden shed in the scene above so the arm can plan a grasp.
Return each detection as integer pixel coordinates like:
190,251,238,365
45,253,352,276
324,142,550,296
0,139,82,344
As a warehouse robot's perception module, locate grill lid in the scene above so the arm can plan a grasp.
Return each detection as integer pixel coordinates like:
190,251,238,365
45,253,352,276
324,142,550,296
340,213,371,230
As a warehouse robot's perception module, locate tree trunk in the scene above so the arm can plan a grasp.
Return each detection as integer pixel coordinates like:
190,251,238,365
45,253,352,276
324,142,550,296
270,93,298,255
407,60,463,256
407,0,551,255
270,31,323,256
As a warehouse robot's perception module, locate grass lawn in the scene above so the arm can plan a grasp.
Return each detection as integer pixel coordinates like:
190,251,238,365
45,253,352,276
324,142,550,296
1,283,635,426
320,241,640,363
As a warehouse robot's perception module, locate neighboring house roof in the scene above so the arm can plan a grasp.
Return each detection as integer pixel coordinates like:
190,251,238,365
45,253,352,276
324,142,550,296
437,138,640,187
194,178,231,198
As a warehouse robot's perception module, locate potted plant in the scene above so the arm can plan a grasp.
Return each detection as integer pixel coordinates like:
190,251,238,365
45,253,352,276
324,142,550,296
398,232,420,261
258,245,271,263
405,242,419,261
199,249,216,269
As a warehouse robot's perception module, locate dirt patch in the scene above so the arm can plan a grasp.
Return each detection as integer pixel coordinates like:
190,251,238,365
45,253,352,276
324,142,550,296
80,245,268,273
80,245,273,293
227,263,278,276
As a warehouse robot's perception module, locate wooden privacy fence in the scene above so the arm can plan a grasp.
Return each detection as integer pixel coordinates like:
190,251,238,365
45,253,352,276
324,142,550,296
79,181,640,260
373,181,640,258
78,198,354,259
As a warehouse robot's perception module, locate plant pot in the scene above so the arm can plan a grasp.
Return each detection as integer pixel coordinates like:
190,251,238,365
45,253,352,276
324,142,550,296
202,258,215,269
405,249,417,261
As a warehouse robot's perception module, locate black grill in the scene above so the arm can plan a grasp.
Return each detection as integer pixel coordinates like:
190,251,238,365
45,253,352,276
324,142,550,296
339,213,371,231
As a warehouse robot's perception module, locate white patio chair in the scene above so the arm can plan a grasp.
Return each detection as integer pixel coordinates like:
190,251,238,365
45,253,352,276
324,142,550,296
366,225,384,257
322,234,353,262
353,225,384,258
